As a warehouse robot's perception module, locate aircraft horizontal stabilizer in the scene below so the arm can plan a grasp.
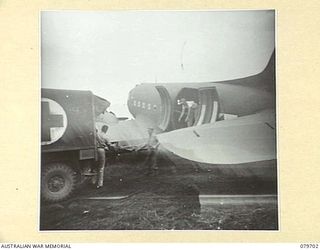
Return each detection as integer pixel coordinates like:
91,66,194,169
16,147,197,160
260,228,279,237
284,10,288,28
156,110,276,164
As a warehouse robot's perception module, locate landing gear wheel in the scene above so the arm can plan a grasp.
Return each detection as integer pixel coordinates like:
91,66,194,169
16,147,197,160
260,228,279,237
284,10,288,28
41,162,77,202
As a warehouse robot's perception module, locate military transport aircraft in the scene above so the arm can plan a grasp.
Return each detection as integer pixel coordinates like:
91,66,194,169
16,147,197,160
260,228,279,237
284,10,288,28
40,50,276,202
100,49,276,174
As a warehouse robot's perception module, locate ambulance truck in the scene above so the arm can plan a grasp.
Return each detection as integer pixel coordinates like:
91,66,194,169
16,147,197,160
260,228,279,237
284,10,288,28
41,88,110,202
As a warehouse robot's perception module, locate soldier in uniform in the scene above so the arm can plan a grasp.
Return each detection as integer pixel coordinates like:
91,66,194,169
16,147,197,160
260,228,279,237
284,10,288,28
95,125,111,188
145,128,160,175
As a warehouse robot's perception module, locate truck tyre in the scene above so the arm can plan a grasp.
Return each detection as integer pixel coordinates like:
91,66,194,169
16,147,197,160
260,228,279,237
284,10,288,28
41,162,77,202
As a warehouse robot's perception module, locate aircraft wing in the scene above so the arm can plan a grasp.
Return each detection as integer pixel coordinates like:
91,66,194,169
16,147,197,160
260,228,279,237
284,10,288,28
156,109,276,164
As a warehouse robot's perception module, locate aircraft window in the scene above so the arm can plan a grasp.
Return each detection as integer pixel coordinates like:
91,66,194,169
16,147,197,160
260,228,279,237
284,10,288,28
153,104,157,110
142,102,145,109
133,100,136,106
147,103,151,110
137,101,141,107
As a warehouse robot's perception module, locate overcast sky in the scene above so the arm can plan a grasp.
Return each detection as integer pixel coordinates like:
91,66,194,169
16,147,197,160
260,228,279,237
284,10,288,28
41,10,275,117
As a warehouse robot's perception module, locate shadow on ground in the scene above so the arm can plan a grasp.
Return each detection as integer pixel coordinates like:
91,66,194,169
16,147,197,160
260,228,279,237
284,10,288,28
40,151,278,230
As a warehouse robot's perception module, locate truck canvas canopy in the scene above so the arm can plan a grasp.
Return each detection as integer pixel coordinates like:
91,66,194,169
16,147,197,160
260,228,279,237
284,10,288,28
94,95,110,117
41,88,110,152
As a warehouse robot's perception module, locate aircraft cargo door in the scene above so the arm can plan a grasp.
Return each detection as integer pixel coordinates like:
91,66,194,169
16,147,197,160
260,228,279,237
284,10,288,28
195,87,220,125
173,87,220,129
155,86,172,131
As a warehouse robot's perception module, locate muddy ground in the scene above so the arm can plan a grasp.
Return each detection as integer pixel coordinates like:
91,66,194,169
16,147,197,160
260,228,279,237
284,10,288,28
40,151,278,230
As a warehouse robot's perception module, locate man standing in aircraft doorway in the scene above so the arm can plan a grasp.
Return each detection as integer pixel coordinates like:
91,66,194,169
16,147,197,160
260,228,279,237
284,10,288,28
177,98,199,127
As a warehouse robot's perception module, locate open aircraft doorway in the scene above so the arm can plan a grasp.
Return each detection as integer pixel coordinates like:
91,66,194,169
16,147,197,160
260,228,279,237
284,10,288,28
172,87,220,130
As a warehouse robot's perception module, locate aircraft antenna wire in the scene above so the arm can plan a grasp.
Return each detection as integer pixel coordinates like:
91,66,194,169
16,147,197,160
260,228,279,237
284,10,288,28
180,40,187,70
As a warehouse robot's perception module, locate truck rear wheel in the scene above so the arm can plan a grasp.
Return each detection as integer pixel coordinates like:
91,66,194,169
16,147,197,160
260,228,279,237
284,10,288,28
41,162,77,202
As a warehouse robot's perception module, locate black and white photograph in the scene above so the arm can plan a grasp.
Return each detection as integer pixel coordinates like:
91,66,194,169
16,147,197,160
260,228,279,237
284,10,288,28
40,10,277,230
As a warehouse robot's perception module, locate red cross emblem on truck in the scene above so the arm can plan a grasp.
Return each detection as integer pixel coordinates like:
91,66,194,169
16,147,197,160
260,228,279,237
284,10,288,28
41,98,67,145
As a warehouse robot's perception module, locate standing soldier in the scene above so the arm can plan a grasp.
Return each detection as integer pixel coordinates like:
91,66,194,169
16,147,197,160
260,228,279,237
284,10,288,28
95,125,111,188
144,128,160,176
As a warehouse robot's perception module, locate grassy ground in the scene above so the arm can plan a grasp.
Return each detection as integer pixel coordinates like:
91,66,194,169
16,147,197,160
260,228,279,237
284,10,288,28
40,151,278,230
